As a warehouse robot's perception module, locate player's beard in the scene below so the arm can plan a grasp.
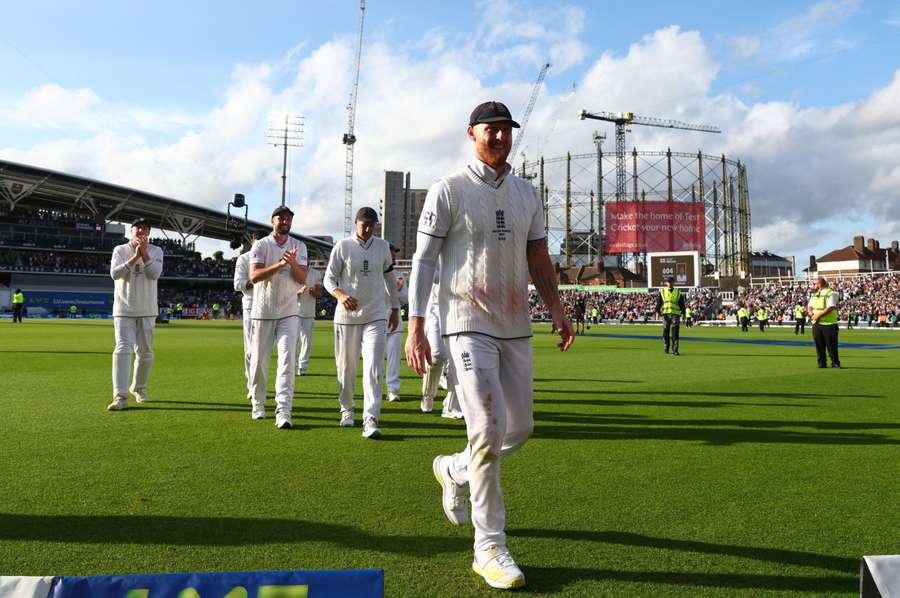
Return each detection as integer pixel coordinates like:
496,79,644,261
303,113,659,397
277,223,290,235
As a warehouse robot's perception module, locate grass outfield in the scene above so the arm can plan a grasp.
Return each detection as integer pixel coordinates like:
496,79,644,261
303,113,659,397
1,319,898,596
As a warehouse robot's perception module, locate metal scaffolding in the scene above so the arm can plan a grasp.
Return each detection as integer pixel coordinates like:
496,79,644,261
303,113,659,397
520,148,752,278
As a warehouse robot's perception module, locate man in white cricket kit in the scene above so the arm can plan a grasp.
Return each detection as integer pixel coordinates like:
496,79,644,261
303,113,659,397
383,244,408,402
324,207,400,439
248,205,308,429
421,265,463,419
296,265,324,375
406,101,574,590
233,232,259,396
108,217,164,411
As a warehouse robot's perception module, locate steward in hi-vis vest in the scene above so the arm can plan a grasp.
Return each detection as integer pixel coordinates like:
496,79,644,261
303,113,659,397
794,303,806,335
737,305,750,332
655,277,686,355
756,308,768,332
807,277,841,368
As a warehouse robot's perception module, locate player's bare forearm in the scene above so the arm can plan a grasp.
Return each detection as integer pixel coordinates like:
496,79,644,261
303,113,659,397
289,263,307,285
527,237,574,351
250,262,282,283
527,238,562,312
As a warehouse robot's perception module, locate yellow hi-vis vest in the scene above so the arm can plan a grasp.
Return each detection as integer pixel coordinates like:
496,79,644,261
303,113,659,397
794,305,805,319
757,309,768,321
660,287,682,315
810,289,838,325
13,292,24,304
738,307,749,319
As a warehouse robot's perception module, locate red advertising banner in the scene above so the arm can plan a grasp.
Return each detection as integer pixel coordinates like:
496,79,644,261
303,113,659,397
605,201,706,254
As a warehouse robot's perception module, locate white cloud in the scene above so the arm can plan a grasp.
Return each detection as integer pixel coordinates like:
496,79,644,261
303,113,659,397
1,5,899,264
729,35,761,60
770,0,861,61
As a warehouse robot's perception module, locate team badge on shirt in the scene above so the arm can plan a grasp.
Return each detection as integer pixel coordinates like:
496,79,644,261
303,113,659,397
493,209,510,241
421,210,436,228
362,259,370,276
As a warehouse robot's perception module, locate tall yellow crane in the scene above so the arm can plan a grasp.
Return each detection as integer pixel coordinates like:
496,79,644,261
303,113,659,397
510,62,550,161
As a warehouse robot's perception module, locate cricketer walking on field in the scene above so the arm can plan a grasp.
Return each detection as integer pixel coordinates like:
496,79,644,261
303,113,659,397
406,101,574,591
233,232,258,396
248,205,308,429
383,244,408,402
108,217,164,411
324,207,400,440
296,266,324,376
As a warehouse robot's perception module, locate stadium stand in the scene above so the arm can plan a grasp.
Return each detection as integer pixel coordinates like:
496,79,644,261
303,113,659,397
0,159,334,318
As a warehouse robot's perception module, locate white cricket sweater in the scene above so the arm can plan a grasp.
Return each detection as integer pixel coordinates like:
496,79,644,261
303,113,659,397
324,235,399,325
297,267,321,318
417,161,545,339
110,242,164,318
249,233,308,320
233,251,254,311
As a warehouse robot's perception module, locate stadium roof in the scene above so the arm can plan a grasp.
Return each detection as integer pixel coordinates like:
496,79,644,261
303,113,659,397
0,159,333,258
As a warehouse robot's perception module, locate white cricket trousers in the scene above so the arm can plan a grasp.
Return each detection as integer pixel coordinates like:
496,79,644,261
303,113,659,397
334,320,386,421
445,334,534,553
112,316,156,398
384,329,402,394
296,317,315,371
422,303,457,406
242,316,253,389
249,316,299,417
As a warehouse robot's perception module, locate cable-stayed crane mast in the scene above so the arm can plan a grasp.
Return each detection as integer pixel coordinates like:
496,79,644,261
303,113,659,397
342,0,366,237
510,62,550,161
579,110,721,201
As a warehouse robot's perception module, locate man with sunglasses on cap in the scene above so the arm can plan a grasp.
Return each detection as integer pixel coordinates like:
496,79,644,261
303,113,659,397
108,217,164,410
248,205,308,429
406,101,574,590
324,206,400,439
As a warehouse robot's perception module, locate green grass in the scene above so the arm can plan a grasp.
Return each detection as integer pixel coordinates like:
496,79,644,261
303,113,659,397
0,319,898,596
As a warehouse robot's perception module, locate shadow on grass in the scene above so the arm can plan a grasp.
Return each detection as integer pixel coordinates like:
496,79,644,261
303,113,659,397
529,422,900,445
521,565,854,594
0,514,469,556
0,349,109,355
513,529,857,593
534,398,813,409
534,389,883,400
512,529,856,572
534,378,640,384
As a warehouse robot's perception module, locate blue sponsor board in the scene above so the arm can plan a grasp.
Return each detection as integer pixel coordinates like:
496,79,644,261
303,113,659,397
24,291,113,312
51,569,383,598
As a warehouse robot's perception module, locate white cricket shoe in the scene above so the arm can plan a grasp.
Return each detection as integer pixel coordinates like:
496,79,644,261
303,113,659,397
441,406,464,420
387,392,400,402
275,414,293,430
362,416,381,439
472,545,526,590
432,455,469,525
296,367,306,376
339,411,354,427
251,402,265,420
131,389,149,403
107,396,128,411
421,396,434,413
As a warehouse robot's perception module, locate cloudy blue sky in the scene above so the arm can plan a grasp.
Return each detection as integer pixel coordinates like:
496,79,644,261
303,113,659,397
2,0,899,262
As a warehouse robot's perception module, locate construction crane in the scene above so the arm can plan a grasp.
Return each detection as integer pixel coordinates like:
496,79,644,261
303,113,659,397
510,62,550,161
579,110,721,201
342,0,366,237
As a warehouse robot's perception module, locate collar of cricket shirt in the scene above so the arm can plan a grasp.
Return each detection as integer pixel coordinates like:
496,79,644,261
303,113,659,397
468,159,512,189
354,235,374,249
